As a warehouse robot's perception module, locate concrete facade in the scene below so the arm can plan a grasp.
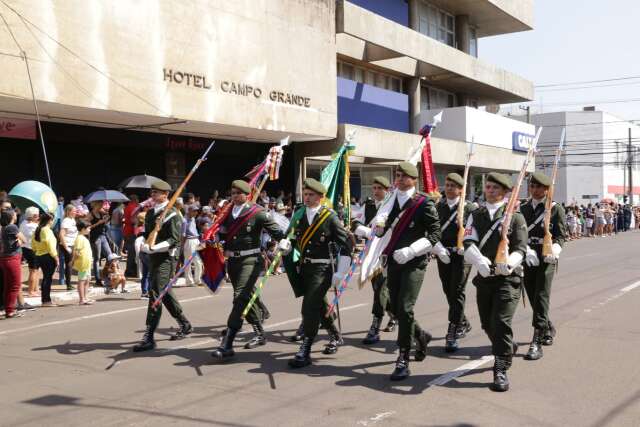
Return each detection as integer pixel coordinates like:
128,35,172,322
531,111,640,205
0,0,337,142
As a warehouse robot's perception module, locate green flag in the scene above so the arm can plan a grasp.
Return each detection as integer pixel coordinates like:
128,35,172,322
320,143,354,226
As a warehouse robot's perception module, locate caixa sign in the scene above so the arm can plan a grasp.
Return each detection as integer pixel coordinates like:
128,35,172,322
512,132,535,152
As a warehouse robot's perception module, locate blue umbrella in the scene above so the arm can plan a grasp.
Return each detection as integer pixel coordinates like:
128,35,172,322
8,180,58,217
85,189,130,203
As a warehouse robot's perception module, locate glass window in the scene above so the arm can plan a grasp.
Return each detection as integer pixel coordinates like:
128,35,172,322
425,86,456,110
390,77,401,92
354,68,364,83
365,71,375,86
469,27,478,57
341,63,354,80
375,74,387,89
417,1,455,47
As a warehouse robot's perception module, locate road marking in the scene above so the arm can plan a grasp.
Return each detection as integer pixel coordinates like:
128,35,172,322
427,355,494,387
357,411,396,426
0,295,215,336
584,280,640,313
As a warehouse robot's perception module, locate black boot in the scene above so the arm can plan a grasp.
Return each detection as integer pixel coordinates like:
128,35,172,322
525,329,544,360
513,341,519,356
132,325,156,352
490,355,512,392
170,315,193,341
362,317,382,345
212,327,238,359
289,336,313,368
289,322,304,342
258,300,271,322
456,318,472,339
445,322,459,353
414,329,432,362
244,322,266,349
323,324,343,355
384,317,397,333
390,348,411,381
542,322,556,346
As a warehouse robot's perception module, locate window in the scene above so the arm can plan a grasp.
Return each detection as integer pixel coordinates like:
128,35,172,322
337,61,404,93
417,1,455,47
469,27,478,57
421,85,455,110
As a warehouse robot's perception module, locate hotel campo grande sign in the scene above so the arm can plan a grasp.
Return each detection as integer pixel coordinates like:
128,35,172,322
163,68,311,108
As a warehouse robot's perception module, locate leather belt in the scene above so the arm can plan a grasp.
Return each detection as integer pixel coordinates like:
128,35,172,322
302,258,332,265
224,248,261,258
528,237,543,244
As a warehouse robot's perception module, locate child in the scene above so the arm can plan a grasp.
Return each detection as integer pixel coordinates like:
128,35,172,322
102,253,127,294
72,220,94,305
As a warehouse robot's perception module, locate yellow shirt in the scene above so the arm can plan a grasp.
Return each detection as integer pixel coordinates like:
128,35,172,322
73,234,92,272
32,226,58,258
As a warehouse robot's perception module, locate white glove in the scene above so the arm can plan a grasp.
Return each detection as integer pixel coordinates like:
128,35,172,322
544,243,562,264
332,255,351,286
393,246,415,264
496,252,524,276
432,241,451,264
150,241,170,253
354,225,372,238
278,239,292,255
525,246,540,267
410,237,432,257
374,213,388,237
464,244,492,278
141,243,151,254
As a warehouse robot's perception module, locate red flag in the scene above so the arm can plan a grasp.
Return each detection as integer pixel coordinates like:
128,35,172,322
200,202,232,293
419,125,438,193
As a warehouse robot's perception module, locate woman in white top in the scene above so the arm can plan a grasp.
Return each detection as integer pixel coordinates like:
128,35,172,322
59,205,78,290
19,206,41,296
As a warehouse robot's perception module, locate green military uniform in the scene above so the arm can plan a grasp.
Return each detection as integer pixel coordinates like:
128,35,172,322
462,172,527,391
285,178,353,368
143,204,186,330
435,195,475,345
212,181,285,359
383,191,441,350
222,204,283,326
520,174,567,357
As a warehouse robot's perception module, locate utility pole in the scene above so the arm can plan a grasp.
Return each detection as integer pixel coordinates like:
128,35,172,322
519,105,531,123
629,127,633,204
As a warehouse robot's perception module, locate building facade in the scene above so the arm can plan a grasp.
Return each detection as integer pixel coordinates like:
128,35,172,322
531,110,640,205
1,0,535,201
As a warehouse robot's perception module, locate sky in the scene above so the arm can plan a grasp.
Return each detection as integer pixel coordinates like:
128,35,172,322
479,0,640,122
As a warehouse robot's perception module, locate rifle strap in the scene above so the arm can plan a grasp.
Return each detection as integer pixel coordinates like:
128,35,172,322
527,202,557,232
441,207,458,232
479,216,505,251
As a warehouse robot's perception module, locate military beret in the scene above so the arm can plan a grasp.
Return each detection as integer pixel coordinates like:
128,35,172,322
530,172,552,187
151,179,172,192
397,161,419,178
231,180,251,194
373,176,390,189
445,173,465,187
303,178,327,195
486,172,513,190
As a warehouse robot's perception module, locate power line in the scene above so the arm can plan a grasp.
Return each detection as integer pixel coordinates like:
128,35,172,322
536,75,640,88
536,80,640,92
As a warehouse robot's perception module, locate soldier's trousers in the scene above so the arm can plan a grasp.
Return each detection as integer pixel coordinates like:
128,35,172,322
436,253,471,324
523,258,556,331
300,263,337,339
146,255,184,330
371,272,393,319
474,276,521,357
387,261,427,349
227,255,264,330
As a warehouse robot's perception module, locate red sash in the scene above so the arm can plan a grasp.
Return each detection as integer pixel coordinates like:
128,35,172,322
225,205,261,241
383,195,426,256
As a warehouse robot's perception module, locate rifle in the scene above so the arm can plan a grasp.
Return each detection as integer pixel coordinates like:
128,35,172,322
456,137,474,252
494,128,542,265
542,129,566,257
146,140,215,246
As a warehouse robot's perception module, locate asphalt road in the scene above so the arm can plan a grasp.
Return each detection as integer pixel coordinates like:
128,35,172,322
1,231,639,426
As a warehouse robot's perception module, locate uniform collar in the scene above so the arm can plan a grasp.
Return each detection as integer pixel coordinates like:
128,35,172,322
397,187,415,208
306,204,322,224
485,200,506,220
446,197,460,209
153,201,168,214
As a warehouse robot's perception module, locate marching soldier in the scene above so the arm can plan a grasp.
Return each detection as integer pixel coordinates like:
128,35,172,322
280,178,352,368
521,172,567,360
373,162,441,381
353,176,397,344
212,180,285,360
133,179,193,352
432,173,476,352
463,172,527,392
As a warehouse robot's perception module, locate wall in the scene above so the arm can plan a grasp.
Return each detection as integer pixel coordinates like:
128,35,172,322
337,77,409,133
0,0,337,140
